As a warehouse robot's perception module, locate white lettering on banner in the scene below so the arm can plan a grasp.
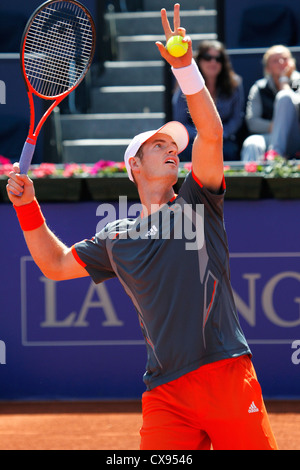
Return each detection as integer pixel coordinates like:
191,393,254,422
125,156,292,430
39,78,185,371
20,254,300,346
262,272,300,327
40,277,76,327
74,282,123,327
40,277,123,328
0,341,6,364
233,274,261,326
232,270,300,328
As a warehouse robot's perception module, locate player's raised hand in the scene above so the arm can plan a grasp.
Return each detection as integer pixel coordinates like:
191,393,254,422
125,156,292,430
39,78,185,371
156,3,193,68
6,163,35,206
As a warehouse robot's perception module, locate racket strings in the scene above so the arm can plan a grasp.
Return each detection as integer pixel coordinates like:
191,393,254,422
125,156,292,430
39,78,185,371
25,22,91,95
23,1,94,97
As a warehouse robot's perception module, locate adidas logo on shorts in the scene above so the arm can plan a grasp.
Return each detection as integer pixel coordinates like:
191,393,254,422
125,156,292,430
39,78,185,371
248,401,259,414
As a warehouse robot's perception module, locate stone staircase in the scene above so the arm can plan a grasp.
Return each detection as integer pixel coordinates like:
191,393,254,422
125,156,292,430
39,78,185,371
59,0,217,163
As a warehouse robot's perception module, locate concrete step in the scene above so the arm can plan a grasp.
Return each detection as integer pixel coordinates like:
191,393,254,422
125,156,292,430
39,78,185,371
94,60,164,86
90,85,165,113
105,10,216,36
62,139,130,163
116,33,217,61
142,0,216,11
60,112,165,139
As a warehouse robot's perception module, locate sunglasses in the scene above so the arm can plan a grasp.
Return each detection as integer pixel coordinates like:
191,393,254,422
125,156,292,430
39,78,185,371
201,53,223,63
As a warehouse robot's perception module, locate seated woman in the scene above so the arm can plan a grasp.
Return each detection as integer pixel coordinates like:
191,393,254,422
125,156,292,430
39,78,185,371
241,45,300,162
172,40,245,161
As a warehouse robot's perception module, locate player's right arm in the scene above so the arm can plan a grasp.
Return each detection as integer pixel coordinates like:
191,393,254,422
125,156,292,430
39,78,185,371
7,164,88,281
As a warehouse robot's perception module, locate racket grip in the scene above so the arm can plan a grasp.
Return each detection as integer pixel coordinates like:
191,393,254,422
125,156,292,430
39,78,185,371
19,139,36,175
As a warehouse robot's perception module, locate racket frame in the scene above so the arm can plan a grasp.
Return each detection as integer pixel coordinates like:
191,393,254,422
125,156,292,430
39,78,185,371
19,0,96,162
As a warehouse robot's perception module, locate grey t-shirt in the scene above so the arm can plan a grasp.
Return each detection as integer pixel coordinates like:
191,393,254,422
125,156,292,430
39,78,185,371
73,172,251,390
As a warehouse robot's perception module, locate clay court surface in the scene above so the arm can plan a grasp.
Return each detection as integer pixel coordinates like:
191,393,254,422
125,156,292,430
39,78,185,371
0,400,299,450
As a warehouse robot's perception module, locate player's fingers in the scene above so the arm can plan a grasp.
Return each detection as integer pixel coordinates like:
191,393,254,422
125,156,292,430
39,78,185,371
184,37,193,62
7,180,24,198
156,41,169,60
177,27,186,38
7,172,24,192
182,35,191,45
13,162,21,174
160,8,172,39
8,170,26,184
173,3,181,31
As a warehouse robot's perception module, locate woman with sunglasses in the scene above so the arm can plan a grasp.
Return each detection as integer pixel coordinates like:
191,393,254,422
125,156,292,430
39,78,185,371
172,40,245,161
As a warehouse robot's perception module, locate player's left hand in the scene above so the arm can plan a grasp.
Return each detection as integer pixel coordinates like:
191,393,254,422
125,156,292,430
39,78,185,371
156,3,193,69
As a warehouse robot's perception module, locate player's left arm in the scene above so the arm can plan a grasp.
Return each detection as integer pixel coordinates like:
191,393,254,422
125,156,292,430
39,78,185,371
156,3,224,193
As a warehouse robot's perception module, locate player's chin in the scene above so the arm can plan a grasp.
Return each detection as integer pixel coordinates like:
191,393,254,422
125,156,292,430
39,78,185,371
163,168,179,186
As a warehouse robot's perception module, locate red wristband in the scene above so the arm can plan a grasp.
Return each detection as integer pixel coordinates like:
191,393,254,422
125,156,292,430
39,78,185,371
14,198,45,231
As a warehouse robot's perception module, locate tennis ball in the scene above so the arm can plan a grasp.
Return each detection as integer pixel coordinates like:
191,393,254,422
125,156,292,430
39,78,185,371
166,35,188,58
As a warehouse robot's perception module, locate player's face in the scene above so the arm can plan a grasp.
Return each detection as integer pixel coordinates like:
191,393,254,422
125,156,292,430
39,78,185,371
139,133,179,184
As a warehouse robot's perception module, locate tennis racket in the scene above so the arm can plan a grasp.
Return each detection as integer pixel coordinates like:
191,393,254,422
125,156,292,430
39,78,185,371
19,0,96,175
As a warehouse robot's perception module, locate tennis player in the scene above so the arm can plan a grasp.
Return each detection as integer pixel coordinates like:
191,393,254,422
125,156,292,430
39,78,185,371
7,4,277,450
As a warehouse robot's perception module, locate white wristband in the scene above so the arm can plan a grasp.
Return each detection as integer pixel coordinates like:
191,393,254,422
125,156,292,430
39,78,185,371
172,59,205,95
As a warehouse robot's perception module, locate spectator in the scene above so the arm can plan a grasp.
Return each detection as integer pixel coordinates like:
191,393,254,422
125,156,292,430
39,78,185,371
172,40,245,161
241,45,300,162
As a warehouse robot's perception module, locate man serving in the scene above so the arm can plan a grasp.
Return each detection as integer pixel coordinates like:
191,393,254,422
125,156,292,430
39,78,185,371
7,4,277,450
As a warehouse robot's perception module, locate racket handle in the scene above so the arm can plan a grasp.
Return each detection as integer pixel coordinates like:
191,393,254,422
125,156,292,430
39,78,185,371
19,139,36,175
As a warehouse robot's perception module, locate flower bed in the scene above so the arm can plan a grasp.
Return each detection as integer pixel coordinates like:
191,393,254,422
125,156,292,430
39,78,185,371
1,156,300,201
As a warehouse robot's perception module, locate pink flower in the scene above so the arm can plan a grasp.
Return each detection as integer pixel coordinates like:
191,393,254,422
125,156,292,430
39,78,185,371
30,163,56,178
35,168,52,178
245,162,258,173
0,163,14,176
80,164,93,174
91,160,116,175
32,168,47,178
183,162,192,172
115,162,126,171
63,163,81,177
264,150,279,161
0,156,11,165
39,163,56,175
224,165,231,172
63,163,93,177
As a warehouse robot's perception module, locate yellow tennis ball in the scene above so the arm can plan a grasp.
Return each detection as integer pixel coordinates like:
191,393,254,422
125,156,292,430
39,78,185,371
166,35,188,57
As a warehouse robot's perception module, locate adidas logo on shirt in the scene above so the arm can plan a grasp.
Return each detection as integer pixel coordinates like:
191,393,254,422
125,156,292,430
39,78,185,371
145,225,158,238
248,401,259,414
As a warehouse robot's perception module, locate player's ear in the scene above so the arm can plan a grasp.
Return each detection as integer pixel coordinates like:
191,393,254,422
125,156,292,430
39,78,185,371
129,157,141,176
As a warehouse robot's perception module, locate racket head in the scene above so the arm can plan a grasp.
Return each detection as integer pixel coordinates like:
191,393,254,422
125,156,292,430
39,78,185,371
20,0,96,100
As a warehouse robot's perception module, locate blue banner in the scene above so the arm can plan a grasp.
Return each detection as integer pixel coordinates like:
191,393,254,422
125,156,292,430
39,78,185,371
1,199,300,400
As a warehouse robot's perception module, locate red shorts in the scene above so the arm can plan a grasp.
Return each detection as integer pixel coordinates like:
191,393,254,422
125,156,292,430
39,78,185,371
140,355,278,450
